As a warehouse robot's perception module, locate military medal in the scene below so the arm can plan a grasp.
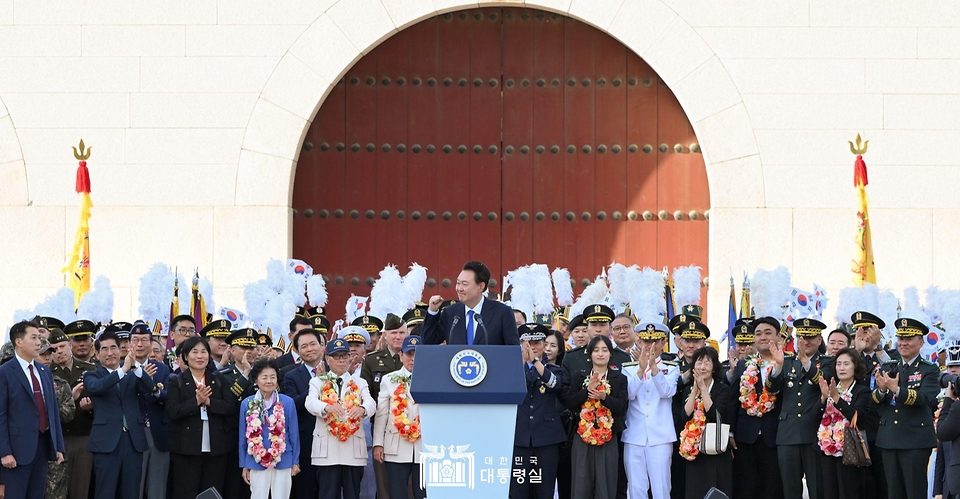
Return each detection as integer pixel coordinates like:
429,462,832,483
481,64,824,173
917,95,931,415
539,385,546,394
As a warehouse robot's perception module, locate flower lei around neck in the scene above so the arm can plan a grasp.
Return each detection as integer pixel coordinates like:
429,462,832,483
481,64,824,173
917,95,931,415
245,393,286,468
818,385,852,457
679,395,706,461
577,373,613,446
739,356,777,417
319,373,361,441
389,373,421,442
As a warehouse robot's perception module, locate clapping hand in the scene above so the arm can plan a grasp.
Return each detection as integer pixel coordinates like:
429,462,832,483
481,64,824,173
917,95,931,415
587,371,600,392
195,384,212,406
143,362,158,378
326,403,347,418
347,406,366,419
818,376,830,397
71,382,84,401
828,378,840,402
79,397,93,411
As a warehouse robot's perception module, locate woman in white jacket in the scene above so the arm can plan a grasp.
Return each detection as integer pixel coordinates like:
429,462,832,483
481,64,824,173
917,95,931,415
373,335,425,499
305,335,377,499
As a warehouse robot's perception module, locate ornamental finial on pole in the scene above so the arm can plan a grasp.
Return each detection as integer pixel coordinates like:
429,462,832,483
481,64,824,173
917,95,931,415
73,139,92,161
848,134,868,155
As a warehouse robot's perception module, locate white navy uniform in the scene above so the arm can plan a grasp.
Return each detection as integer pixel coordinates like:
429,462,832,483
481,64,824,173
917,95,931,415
622,358,680,499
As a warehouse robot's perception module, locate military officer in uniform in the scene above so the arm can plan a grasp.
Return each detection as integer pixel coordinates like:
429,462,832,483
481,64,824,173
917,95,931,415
560,305,629,388
218,328,258,499
722,319,756,376
511,324,565,499
38,334,75,499
852,311,897,499
57,320,100,499
872,317,940,499
402,308,426,337
199,319,233,369
622,322,680,499
360,313,408,499
670,318,708,499
352,315,384,355
769,318,826,499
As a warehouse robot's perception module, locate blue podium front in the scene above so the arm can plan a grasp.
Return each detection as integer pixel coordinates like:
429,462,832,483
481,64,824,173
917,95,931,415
410,345,526,499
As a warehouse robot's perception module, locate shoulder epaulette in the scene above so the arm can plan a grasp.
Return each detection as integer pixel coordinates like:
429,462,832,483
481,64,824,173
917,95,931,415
621,361,640,367
920,358,938,367
662,360,679,367
882,359,899,365
215,366,232,374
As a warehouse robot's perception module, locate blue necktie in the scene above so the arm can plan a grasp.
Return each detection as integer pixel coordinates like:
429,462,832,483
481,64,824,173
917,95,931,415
466,310,475,345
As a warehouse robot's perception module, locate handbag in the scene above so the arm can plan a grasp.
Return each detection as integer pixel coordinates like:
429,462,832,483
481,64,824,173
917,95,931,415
699,407,731,455
842,412,872,467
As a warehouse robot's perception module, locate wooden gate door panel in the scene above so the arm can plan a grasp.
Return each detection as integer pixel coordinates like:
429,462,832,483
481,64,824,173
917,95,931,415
529,13,566,274
623,57,659,270
563,19,597,285
501,10,536,275
293,7,710,314
468,9,503,285
594,34,628,267
405,20,441,291
344,55,379,291
436,14,473,290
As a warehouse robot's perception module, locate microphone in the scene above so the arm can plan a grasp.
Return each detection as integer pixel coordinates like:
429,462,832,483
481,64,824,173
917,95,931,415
474,315,488,345
449,315,460,341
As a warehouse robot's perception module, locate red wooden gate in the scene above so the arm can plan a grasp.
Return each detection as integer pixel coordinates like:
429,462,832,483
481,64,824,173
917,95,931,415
293,8,710,316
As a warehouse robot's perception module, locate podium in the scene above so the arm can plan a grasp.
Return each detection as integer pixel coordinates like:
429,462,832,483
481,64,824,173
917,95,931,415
410,345,526,499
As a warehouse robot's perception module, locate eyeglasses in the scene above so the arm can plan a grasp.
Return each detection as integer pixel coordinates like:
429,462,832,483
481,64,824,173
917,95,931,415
176,328,196,335
612,326,633,332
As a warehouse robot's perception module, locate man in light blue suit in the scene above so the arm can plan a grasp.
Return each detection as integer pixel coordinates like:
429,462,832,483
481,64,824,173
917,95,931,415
83,330,156,499
0,319,65,499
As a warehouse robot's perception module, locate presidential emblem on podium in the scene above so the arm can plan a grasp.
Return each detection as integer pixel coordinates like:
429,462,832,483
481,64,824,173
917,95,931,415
421,444,476,489
450,349,488,387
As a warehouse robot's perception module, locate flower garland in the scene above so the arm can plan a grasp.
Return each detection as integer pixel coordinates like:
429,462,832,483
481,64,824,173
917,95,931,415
739,357,777,417
679,396,706,461
245,394,286,468
319,374,362,442
390,374,421,443
577,375,613,446
817,388,852,457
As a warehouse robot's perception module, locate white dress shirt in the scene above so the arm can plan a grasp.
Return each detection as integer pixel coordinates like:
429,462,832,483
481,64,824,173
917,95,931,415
15,353,43,396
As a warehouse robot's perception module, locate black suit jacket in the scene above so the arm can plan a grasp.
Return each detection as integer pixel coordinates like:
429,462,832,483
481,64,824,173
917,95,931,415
562,369,628,434
422,298,520,346
769,355,825,445
276,352,295,371
165,368,237,456
727,358,782,447
939,398,960,495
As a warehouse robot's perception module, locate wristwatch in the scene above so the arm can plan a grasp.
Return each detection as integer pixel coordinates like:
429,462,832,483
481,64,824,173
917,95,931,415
532,357,541,364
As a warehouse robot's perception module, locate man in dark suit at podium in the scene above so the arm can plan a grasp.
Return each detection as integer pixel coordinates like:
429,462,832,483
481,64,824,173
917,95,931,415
422,261,520,346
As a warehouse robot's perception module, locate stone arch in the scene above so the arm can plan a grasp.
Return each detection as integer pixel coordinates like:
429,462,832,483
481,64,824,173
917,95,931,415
238,0,762,211
0,97,28,206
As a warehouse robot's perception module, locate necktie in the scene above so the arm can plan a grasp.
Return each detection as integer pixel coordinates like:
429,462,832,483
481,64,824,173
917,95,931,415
336,377,343,393
312,366,318,377
29,365,49,433
466,310,475,345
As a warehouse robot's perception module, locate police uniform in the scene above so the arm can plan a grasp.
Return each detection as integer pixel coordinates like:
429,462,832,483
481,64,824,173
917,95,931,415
219,328,258,499
511,325,565,499
872,318,940,499
57,319,100,499
622,323,680,499
770,318,826,499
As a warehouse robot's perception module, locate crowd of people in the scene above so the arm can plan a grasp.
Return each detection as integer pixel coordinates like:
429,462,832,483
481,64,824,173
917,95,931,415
0,260,953,499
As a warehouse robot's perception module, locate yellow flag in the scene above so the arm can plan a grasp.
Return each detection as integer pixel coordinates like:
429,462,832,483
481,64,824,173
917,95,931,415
63,141,93,309
850,133,876,286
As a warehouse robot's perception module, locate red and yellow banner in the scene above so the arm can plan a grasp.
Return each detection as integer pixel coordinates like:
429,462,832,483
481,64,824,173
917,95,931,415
850,134,876,286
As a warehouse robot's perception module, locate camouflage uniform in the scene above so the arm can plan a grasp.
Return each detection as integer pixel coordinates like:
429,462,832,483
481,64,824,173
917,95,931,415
46,374,75,499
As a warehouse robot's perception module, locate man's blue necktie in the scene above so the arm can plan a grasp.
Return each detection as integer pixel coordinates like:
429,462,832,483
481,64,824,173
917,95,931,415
466,310,475,345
